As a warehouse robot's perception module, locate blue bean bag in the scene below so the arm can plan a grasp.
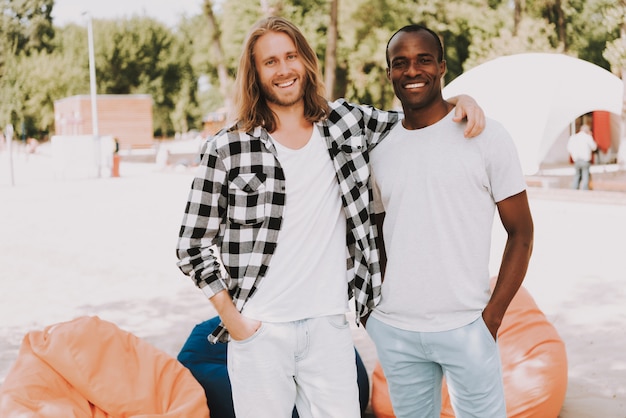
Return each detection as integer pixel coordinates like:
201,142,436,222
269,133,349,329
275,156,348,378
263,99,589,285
178,316,370,418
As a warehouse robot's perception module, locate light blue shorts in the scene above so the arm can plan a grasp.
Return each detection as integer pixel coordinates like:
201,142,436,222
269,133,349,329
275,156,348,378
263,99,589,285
367,315,506,418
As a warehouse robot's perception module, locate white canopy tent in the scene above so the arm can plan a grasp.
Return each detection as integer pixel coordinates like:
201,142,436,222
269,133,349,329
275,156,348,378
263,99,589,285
443,53,623,175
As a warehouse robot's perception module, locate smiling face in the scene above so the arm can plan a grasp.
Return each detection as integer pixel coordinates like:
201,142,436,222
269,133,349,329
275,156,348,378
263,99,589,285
386,29,446,113
254,31,307,109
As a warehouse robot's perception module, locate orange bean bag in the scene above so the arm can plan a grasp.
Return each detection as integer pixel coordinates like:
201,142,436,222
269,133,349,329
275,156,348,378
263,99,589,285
0,316,209,418
371,280,568,418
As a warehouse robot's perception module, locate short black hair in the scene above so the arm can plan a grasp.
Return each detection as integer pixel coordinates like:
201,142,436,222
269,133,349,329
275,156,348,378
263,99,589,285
386,24,444,67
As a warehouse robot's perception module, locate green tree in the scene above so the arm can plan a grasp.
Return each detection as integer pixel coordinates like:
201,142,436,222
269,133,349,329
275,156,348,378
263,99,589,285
176,13,224,123
603,0,626,73
92,17,194,136
0,0,56,131
4,0,626,139
0,0,55,57
0,23,88,137
0,55,22,131
203,0,231,107
495,0,619,69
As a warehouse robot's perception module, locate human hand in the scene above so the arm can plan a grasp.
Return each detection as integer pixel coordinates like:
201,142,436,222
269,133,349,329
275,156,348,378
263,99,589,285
481,310,501,341
452,94,485,138
229,315,262,341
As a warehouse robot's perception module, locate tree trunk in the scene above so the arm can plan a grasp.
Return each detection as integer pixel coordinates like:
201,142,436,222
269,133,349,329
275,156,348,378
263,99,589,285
324,0,338,100
513,0,524,36
554,0,567,51
203,0,231,108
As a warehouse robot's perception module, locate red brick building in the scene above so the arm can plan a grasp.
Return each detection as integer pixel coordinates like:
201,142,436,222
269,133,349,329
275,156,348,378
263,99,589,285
54,94,154,149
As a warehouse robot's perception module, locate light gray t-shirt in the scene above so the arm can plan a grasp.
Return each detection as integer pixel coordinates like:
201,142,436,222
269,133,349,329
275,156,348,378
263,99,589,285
370,110,526,332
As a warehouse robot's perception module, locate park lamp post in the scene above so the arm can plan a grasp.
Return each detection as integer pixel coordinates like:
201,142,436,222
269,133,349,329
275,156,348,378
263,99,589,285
83,11,101,177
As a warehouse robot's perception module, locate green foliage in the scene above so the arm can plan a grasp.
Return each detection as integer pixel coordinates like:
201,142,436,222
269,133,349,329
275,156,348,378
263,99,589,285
1,0,625,138
0,49,83,137
92,17,193,136
604,37,626,75
602,1,626,74
0,0,55,56
178,14,217,82
219,0,265,67
464,15,560,71
0,54,22,130
561,0,617,70
0,0,56,132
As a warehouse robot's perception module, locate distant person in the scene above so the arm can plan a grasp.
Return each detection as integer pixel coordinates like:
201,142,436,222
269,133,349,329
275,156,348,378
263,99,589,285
25,138,39,156
567,124,597,190
366,24,534,418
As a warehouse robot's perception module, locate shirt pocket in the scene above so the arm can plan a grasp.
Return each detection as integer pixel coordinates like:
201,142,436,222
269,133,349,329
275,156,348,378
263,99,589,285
227,172,267,225
339,135,370,187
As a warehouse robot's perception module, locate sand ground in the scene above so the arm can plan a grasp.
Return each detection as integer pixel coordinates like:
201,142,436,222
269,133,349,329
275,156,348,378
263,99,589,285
1,144,625,417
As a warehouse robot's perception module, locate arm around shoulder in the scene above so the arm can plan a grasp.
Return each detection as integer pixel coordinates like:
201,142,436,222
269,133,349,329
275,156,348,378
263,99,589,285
448,94,486,138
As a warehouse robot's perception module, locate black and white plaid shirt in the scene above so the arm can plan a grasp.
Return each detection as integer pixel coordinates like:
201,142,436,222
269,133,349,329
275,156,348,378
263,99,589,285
176,99,400,342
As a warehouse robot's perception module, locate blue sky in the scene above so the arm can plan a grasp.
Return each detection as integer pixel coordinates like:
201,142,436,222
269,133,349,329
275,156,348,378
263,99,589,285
51,0,204,27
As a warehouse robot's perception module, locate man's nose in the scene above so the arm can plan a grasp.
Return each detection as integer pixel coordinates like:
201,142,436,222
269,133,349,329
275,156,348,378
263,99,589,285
405,61,421,76
277,59,290,74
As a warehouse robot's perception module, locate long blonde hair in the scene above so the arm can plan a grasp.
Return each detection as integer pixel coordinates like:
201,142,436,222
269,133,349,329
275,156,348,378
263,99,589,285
231,16,329,133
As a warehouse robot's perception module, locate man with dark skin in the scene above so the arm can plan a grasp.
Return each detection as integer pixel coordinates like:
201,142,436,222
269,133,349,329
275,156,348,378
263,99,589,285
367,24,534,418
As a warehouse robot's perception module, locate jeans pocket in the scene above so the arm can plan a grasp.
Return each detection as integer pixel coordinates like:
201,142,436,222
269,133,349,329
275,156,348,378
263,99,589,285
477,315,497,345
326,314,349,330
231,322,265,345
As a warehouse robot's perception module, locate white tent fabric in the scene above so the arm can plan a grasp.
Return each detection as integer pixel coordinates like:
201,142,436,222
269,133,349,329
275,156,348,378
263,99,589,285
443,53,623,174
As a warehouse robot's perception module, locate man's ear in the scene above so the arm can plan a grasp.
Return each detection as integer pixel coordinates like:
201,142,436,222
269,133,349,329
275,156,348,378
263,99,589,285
386,67,391,81
440,59,447,77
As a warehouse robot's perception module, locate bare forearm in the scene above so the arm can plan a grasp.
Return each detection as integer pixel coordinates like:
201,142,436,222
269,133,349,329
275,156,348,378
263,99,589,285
484,190,534,337
485,234,533,328
210,290,260,341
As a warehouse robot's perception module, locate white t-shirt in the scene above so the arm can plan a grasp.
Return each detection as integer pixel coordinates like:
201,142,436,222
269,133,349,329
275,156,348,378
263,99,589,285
242,126,349,322
567,130,597,162
370,110,526,332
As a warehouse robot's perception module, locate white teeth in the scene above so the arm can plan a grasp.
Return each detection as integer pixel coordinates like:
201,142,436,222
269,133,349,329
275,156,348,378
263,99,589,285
277,80,296,87
405,82,425,89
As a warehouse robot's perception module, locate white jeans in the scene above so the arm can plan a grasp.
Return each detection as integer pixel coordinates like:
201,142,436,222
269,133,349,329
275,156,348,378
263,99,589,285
227,314,360,418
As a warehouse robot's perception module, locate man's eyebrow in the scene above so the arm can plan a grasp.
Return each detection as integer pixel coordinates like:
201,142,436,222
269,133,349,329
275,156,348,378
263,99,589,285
390,55,407,62
260,50,298,61
258,53,277,63
392,52,435,61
